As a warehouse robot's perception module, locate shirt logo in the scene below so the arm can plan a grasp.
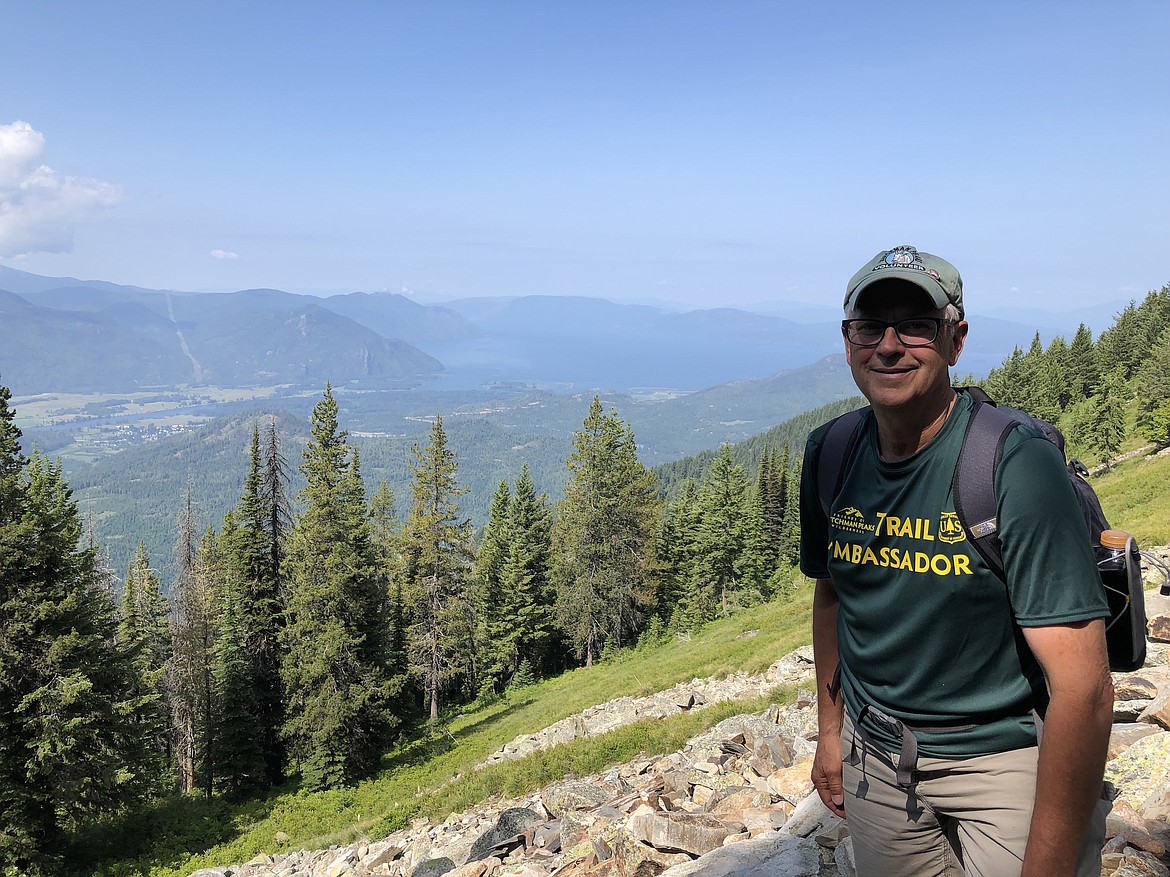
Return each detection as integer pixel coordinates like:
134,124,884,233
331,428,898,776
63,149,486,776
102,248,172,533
830,506,876,535
937,512,967,544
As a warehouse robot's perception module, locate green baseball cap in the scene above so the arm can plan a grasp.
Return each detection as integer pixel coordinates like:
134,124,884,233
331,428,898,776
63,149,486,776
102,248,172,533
844,245,964,319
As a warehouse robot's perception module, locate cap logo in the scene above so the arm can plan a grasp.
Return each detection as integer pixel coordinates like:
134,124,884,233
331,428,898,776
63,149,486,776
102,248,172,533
875,245,929,277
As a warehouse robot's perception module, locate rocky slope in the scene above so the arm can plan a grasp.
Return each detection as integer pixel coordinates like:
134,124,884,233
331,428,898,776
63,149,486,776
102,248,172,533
188,586,1170,877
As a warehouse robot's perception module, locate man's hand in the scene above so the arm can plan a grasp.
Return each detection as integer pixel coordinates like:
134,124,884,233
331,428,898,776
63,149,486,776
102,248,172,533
812,733,847,817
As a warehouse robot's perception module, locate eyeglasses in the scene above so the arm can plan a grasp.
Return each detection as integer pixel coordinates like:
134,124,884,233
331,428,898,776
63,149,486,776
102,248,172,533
842,317,954,348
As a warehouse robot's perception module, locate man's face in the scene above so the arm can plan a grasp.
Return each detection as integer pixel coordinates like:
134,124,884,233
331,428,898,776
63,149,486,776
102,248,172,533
843,281,968,412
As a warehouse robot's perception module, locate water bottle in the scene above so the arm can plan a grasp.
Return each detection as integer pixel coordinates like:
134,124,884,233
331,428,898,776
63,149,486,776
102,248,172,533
1097,529,1147,671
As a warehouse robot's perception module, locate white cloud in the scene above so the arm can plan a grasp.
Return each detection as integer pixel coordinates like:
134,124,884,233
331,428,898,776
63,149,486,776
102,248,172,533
0,120,122,259
210,249,240,260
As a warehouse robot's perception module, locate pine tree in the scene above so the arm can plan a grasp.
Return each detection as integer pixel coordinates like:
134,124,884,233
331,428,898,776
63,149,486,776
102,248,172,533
1136,326,1170,446
552,398,660,666
212,577,266,797
169,483,217,797
1067,323,1100,402
117,541,173,791
368,481,409,700
220,423,287,786
0,388,153,876
692,444,767,617
778,462,802,567
282,386,400,789
657,480,703,630
469,480,511,693
1088,369,1127,466
401,416,474,725
500,465,555,680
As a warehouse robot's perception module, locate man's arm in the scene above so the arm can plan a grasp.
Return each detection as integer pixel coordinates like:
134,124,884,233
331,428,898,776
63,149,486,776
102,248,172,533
811,576,846,817
1019,618,1113,877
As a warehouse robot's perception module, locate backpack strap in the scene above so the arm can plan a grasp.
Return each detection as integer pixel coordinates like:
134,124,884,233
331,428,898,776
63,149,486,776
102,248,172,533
951,393,1018,582
815,407,870,520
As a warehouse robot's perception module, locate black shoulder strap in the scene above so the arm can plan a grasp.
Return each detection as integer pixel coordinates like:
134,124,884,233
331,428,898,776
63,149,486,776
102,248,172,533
816,407,869,519
951,394,1019,582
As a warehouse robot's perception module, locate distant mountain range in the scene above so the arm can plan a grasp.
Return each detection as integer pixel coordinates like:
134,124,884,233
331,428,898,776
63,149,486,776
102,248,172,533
0,265,1121,396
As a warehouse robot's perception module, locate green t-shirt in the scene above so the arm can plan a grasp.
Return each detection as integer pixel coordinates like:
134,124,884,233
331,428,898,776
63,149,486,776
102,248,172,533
799,390,1108,758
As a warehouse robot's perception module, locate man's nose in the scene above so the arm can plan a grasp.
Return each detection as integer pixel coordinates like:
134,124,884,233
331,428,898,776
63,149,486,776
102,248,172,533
875,325,905,354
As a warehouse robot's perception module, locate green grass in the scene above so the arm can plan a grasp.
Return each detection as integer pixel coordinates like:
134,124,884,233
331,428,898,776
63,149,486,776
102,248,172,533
1092,447,1170,548
79,581,816,877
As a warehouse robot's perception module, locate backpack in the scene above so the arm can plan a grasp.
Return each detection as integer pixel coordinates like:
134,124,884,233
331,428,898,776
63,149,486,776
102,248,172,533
814,386,1148,672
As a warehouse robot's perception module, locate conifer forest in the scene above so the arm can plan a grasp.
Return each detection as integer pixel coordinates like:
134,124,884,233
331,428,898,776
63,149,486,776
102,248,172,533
2,284,1169,876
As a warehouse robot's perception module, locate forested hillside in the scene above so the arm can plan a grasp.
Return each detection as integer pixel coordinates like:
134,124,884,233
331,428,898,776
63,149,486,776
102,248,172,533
1,283,1168,877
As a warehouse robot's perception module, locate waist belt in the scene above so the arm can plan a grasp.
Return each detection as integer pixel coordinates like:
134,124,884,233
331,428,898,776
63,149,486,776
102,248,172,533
854,703,980,787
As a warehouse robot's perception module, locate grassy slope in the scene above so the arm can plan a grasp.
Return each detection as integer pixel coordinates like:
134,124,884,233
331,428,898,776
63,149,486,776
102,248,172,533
85,582,815,877
85,445,1170,877
1092,445,1170,549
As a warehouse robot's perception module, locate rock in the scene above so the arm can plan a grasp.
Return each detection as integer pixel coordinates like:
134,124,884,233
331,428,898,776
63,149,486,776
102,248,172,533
544,782,617,817
779,792,838,839
1106,800,1167,857
628,811,731,856
412,857,458,877
1117,675,1163,701
188,871,232,877
834,836,857,877
1139,687,1170,730
1109,723,1165,759
706,788,770,830
1116,700,1154,722
765,757,815,804
1150,614,1170,643
1105,731,1170,810
468,808,543,862
655,830,821,877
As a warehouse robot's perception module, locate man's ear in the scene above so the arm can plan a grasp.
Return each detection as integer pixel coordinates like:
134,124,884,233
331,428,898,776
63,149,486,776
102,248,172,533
949,320,969,366
842,325,856,365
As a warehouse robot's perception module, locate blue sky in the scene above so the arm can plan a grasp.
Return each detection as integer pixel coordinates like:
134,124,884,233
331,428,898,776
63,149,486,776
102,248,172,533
1,1,1166,313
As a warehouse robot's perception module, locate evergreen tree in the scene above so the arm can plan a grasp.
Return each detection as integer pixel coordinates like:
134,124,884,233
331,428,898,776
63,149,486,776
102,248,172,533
368,481,409,698
1088,369,1127,466
469,480,511,693
401,416,474,724
117,541,173,791
219,423,287,787
282,386,400,790
552,398,660,666
0,388,152,876
500,465,555,680
778,462,802,566
169,484,217,797
1067,323,1100,401
212,577,266,797
1135,325,1170,447
657,480,703,630
692,444,767,618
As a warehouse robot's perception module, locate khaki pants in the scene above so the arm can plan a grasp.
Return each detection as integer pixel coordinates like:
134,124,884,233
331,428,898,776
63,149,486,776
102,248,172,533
840,713,1108,877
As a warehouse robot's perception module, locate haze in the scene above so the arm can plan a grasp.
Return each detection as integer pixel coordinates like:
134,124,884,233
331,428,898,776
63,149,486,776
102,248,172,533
1,1,1166,314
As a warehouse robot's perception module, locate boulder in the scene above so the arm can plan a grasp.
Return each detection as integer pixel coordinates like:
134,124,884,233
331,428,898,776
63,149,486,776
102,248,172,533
655,830,821,877
1105,731,1170,811
628,811,731,856
1109,723,1165,759
1139,688,1170,731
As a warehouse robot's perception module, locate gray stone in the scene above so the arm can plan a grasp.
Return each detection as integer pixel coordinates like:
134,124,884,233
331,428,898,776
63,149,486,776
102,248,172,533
411,857,457,877
1109,723,1165,759
542,781,614,816
1139,687,1170,731
1105,731,1170,810
655,831,821,877
628,811,731,856
780,792,839,839
468,807,542,862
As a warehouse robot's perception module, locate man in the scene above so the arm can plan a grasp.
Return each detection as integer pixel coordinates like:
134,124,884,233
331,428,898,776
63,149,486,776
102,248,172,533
799,245,1113,876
